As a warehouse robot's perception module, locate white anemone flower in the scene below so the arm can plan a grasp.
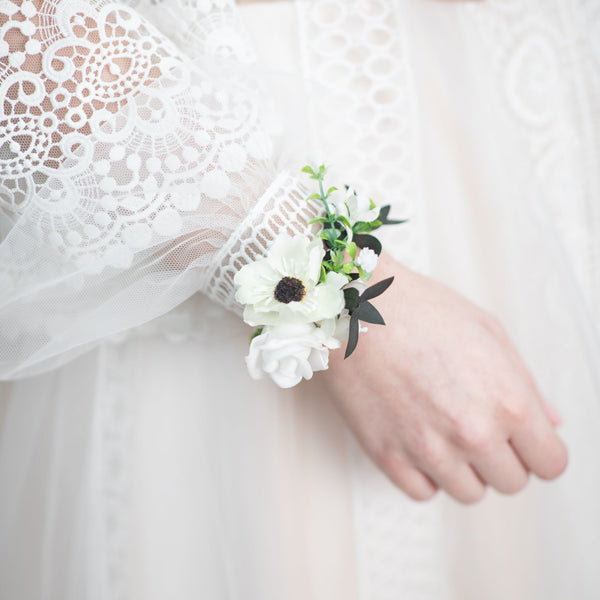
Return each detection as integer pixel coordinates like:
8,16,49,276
234,234,347,327
329,188,380,225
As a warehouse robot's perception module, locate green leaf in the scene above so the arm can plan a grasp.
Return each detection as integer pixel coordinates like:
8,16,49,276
329,249,341,268
353,234,382,255
326,186,338,197
250,327,263,342
345,241,357,260
378,205,390,221
344,313,360,359
319,264,327,283
360,276,394,301
352,222,376,234
321,226,339,248
301,165,315,176
342,261,355,274
308,216,330,225
357,266,372,281
377,204,407,225
344,287,359,310
306,193,321,201
355,301,385,325
337,215,352,229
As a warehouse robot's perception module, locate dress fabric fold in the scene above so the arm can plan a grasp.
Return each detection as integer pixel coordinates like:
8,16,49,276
1,0,600,599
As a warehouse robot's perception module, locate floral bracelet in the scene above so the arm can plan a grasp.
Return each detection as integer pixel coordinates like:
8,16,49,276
234,165,404,388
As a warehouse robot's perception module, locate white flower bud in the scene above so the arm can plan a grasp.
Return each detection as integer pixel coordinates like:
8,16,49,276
355,247,379,273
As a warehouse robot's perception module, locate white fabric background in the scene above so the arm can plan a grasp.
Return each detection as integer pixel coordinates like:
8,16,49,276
1,0,600,599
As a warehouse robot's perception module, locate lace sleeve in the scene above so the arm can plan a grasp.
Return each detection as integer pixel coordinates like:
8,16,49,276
0,0,321,379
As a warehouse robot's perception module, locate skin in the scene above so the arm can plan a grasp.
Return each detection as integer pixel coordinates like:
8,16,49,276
234,0,564,505
320,252,568,504
9,0,539,505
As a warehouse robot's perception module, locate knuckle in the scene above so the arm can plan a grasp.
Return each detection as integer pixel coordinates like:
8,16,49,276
498,398,527,424
373,443,400,475
373,446,439,502
452,420,493,454
406,429,444,470
481,313,506,339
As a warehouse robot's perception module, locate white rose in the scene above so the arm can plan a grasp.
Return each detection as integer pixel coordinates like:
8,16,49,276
246,323,341,388
320,311,351,344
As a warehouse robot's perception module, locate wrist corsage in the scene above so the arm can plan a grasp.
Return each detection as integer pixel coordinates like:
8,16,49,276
234,165,405,388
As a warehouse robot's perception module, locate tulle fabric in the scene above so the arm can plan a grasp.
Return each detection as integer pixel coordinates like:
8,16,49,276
0,0,320,378
1,1,600,599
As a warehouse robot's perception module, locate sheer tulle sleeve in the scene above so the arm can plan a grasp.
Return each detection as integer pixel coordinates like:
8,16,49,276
0,0,321,379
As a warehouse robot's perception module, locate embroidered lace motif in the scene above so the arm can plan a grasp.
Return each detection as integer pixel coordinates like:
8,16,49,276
0,0,320,376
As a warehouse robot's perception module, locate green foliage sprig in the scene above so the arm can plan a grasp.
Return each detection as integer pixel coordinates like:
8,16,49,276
302,164,406,357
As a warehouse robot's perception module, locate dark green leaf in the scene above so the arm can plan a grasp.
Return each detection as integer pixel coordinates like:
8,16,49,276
353,234,382,255
360,276,394,301
377,204,406,225
344,288,359,310
355,301,385,325
378,205,390,221
344,313,360,358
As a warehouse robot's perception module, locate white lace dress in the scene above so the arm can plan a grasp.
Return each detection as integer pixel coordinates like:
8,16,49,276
1,1,600,599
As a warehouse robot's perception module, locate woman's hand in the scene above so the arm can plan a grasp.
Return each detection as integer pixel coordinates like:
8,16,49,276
320,252,568,504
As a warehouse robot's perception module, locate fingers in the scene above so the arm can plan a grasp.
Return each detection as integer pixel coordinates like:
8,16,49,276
487,317,563,429
510,406,569,480
470,441,529,494
378,450,439,501
421,459,487,504
401,435,488,504
485,319,568,479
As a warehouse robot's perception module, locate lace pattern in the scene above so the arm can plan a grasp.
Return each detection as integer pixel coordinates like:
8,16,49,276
463,0,600,320
296,2,443,598
0,0,319,376
88,341,133,600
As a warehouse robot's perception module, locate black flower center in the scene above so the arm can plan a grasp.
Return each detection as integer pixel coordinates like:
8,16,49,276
274,276,306,304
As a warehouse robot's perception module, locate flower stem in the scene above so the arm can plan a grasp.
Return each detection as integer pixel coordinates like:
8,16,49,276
318,175,333,219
